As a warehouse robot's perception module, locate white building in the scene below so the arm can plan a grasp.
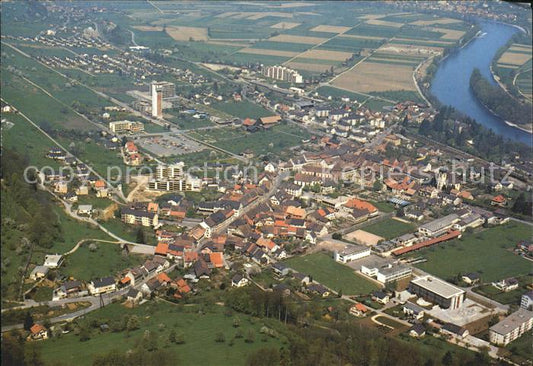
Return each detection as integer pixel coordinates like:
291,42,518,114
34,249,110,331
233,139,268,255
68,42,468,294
262,65,303,84
489,309,533,346
333,245,371,263
88,277,116,296
43,254,64,268
109,120,145,134
362,262,412,284
521,291,533,310
409,275,465,310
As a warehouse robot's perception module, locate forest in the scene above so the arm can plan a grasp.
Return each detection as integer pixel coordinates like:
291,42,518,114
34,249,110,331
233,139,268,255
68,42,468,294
416,105,530,162
469,68,531,128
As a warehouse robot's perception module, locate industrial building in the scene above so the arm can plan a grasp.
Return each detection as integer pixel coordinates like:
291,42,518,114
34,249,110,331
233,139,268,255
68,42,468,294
418,214,460,237
409,275,465,310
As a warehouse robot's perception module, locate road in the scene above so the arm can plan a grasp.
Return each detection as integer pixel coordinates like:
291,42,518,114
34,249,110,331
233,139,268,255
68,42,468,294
40,183,155,255
2,41,247,164
1,264,176,333
0,95,126,202
196,171,289,250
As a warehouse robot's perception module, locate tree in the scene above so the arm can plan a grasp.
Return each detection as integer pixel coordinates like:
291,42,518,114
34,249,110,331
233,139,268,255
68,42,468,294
441,351,453,366
168,330,176,343
79,327,91,342
1,333,25,366
175,331,185,344
332,233,342,240
24,311,34,331
233,317,241,328
127,315,139,331
245,329,255,343
372,180,383,192
246,348,280,366
215,331,225,343
24,342,45,366
136,228,145,244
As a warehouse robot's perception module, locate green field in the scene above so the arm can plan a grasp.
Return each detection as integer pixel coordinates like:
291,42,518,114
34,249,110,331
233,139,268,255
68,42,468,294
40,301,284,366
62,242,146,281
411,222,532,283
212,100,273,119
284,252,379,295
360,218,416,240
472,275,533,305
192,123,311,156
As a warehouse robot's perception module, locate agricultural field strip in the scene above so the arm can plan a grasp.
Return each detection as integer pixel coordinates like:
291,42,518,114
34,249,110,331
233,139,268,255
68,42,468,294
271,21,301,30
497,50,532,67
331,61,417,93
282,22,360,66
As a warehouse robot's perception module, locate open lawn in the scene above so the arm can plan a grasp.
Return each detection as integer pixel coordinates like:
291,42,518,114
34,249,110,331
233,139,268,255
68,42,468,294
40,301,285,366
198,124,310,156
61,242,146,281
472,275,533,305
359,218,415,240
411,222,532,283
284,252,379,295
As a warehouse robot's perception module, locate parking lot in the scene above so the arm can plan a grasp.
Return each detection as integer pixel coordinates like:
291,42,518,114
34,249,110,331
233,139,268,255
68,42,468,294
135,133,205,157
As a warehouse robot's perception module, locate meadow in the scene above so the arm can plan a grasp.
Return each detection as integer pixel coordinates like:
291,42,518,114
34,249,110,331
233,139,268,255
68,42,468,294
39,300,285,366
284,252,379,295
359,218,416,240
411,222,532,283
61,242,147,282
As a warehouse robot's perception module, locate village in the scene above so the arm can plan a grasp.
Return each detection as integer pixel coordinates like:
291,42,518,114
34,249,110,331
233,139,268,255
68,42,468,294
1,1,532,365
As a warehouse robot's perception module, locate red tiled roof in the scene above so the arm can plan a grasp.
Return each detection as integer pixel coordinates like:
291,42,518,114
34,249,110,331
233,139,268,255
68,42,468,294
209,252,224,268
155,242,169,256
393,230,461,256
157,273,171,283
30,324,46,334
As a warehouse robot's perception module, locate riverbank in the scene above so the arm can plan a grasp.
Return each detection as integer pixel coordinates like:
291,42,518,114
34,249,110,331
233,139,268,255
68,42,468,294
429,20,530,144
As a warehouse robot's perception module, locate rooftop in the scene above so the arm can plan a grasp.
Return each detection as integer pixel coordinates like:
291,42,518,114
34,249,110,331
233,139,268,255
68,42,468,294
411,275,465,299
490,309,533,335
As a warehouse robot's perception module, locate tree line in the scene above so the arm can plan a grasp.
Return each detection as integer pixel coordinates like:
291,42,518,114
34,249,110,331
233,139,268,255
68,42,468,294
417,105,530,162
470,68,531,127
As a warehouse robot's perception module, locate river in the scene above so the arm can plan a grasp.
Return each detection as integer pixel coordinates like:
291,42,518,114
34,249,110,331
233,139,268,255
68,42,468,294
430,21,531,145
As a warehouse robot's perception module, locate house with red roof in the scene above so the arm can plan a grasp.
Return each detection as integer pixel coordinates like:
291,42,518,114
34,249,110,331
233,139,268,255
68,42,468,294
491,195,507,207
28,324,48,341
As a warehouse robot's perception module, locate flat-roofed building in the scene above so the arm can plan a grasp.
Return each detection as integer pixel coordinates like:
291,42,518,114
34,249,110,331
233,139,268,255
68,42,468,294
418,214,460,237
409,275,465,310
109,120,145,134
151,81,175,99
360,257,412,284
333,245,371,263
377,264,412,284
489,309,533,346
